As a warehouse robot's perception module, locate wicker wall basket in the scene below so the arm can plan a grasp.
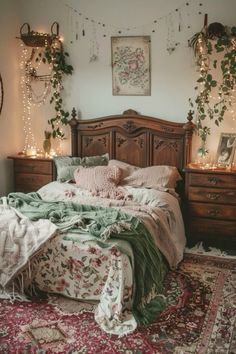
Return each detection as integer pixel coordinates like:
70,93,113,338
17,22,59,47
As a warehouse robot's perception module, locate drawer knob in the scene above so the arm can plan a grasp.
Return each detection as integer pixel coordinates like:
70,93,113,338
206,193,220,200
207,209,220,217
207,177,220,185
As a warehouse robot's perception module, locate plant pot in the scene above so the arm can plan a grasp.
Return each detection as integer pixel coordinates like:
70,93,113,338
43,138,51,155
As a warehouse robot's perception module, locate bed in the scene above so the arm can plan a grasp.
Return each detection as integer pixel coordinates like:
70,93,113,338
0,109,194,336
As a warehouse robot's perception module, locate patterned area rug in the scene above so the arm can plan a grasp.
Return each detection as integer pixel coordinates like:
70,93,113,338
0,253,235,354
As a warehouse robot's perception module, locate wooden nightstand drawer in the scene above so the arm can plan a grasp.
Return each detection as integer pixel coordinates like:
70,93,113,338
15,173,52,192
8,155,54,192
184,167,236,244
188,186,236,205
189,218,236,238
189,202,236,220
14,159,52,174
189,172,236,188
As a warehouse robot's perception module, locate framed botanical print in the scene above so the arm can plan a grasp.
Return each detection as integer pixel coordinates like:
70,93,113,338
0,74,3,115
111,36,151,96
216,132,236,166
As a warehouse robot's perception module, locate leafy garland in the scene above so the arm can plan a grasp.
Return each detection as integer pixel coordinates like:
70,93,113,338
36,40,73,138
189,23,236,155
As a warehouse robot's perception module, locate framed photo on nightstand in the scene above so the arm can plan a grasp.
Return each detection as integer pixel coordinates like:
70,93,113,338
216,132,236,166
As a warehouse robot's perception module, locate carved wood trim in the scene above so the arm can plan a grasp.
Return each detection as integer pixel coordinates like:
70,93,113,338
117,137,127,147
86,122,103,129
123,109,138,115
122,120,137,133
69,109,194,169
154,138,179,152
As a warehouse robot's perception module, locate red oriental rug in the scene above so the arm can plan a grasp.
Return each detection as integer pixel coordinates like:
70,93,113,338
0,253,235,354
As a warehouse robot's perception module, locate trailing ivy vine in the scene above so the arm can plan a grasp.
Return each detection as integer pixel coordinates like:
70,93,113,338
36,41,73,138
189,23,236,154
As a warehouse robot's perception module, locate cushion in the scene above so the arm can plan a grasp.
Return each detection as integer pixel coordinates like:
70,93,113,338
122,165,182,189
54,153,109,182
108,159,139,178
74,165,125,199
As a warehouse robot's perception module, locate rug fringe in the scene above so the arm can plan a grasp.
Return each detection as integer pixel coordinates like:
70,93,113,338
185,242,236,258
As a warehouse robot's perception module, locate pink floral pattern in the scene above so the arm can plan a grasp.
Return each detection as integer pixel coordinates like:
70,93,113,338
30,234,135,335
0,253,235,354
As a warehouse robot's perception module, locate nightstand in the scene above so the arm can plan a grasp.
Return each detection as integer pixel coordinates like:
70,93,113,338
184,166,236,245
8,155,54,193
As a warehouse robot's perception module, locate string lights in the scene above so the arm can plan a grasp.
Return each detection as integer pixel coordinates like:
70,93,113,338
20,42,37,155
25,49,52,105
19,43,54,156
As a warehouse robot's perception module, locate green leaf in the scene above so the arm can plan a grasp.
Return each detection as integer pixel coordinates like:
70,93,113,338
207,74,212,82
211,80,217,87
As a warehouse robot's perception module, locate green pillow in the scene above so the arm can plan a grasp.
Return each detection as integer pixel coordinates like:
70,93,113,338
54,153,109,182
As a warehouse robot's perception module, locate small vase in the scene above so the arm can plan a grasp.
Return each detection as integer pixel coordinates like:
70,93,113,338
196,143,208,166
43,131,52,156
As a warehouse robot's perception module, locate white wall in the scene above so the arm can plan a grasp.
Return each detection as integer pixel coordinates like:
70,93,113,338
0,0,236,194
0,0,23,195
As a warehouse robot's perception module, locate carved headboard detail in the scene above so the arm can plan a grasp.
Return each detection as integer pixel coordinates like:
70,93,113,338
69,108,194,170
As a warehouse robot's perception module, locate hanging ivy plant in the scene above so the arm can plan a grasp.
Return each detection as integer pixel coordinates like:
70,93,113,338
36,40,73,138
189,22,236,154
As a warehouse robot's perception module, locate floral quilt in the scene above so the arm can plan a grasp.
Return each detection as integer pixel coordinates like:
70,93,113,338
0,183,186,336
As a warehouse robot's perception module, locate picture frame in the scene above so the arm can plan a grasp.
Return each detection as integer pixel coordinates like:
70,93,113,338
215,132,236,166
111,36,151,96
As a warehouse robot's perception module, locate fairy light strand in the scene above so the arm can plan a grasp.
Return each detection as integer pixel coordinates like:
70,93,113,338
20,43,37,154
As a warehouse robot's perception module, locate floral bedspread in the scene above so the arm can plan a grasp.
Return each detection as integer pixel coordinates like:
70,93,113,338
31,235,136,335
1,183,186,336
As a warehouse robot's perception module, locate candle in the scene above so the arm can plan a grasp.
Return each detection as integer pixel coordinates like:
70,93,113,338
26,147,37,156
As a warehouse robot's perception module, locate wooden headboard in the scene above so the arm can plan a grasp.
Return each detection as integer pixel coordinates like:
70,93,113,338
69,109,194,170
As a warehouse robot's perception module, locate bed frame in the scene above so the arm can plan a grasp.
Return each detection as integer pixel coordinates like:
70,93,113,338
69,108,194,170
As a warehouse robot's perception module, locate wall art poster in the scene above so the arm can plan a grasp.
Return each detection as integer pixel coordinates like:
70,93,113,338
111,36,151,96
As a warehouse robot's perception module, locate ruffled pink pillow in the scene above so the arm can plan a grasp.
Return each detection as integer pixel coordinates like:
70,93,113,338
74,165,126,199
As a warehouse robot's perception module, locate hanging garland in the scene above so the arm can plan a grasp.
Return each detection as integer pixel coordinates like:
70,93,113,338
189,17,236,155
37,41,73,138
62,0,205,53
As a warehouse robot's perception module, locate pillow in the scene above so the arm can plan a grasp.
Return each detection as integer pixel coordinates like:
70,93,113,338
108,159,139,178
54,153,109,182
122,165,182,189
74,165,125,199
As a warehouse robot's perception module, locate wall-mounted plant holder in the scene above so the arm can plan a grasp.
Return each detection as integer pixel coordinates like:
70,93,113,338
16,22,60,47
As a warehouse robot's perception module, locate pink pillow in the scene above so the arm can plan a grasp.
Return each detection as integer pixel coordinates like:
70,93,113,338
108,159,139,178
74,165,125,199
122,165,182,189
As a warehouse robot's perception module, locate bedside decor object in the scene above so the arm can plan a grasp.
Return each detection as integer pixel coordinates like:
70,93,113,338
0,73,3,115
216,133,236,167
189,14,236,146
111,36,151,96
43,130,52,156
